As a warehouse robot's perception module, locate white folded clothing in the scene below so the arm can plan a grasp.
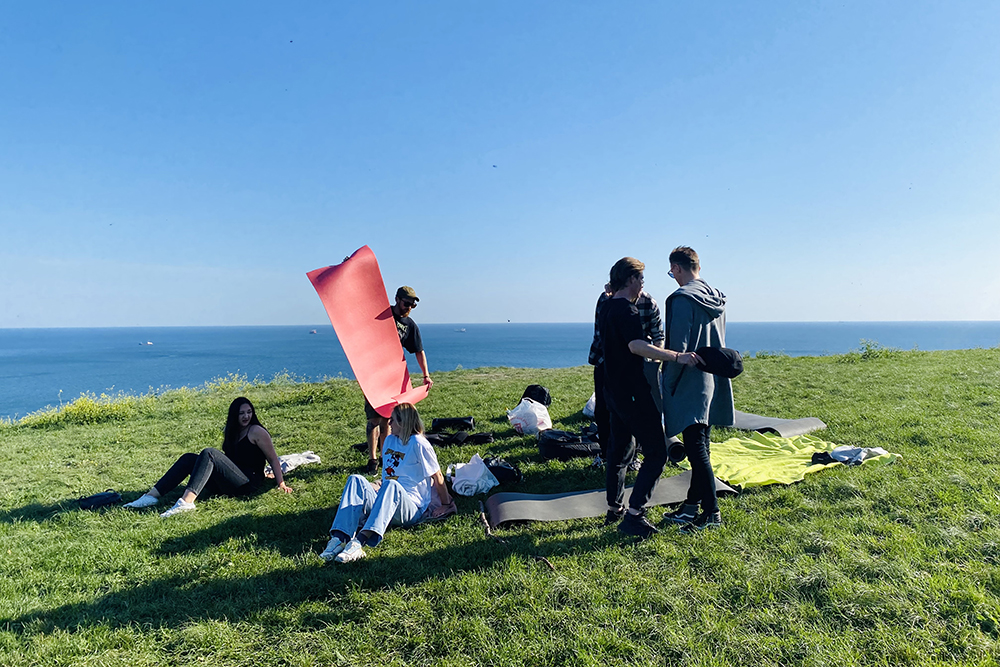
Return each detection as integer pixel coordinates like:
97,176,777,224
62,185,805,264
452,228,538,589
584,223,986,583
264,450,322,478
447,453,500,496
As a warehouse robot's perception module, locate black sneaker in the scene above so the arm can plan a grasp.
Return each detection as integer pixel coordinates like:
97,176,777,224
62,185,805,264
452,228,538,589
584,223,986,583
662,503,699,526
618,509,659,538
366,458,379,475
680,510,722,534
604,506,625,526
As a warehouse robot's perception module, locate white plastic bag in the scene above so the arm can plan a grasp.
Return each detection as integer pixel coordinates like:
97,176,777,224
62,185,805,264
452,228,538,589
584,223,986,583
583,392,596,418
446,453,500,496
506,397,552,436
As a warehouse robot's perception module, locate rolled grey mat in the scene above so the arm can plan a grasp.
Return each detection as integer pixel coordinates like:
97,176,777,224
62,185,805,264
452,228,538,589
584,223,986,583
733,410,826,437
484,470,736,529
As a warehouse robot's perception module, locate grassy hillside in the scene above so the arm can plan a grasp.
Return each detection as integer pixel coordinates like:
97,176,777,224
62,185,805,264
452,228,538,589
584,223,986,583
1,349,998,666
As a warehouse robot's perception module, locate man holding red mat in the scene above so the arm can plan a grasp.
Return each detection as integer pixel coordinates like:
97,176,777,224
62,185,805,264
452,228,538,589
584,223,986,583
363,286,433,474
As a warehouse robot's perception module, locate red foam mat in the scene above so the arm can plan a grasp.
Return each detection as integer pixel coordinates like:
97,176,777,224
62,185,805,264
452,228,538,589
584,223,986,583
307,246,428,417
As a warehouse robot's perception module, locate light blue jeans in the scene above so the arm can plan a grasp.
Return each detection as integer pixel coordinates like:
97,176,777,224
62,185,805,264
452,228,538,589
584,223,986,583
329,474,422,547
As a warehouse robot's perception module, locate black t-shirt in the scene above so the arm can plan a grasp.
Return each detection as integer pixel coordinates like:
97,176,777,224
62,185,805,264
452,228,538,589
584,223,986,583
395,314,423,354
598,297,646,405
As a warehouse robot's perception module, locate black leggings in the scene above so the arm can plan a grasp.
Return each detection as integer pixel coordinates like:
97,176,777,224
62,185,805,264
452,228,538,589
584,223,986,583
682,424,718,513
153,447,250,499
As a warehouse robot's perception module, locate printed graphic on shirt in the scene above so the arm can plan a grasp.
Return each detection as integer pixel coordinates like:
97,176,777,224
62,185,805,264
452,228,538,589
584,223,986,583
396,319,409,342
383,447,405,479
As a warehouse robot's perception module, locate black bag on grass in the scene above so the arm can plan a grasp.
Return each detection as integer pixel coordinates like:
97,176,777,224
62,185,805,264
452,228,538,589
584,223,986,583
538,429,601,462
520,385,552,407
431,416,475,432
426,432,495,447
78,489,122,510
483,456,523,484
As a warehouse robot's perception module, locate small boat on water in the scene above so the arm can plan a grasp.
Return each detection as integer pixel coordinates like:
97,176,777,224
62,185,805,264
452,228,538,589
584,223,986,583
455,328,466,333
309,329,318,334
139,341,153,345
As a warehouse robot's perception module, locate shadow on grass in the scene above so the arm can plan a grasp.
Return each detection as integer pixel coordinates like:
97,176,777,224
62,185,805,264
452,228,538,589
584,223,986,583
6,518,624,634
0,488,196,524
0,476,298,525
156,506,336,558
0,500,80,523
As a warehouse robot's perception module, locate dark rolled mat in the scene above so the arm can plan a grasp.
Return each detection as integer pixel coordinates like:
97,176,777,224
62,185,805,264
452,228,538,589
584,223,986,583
733,410,826,437
484,470,736,529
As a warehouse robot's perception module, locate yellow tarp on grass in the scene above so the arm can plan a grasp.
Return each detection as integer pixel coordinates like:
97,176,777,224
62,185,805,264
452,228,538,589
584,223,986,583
681,431,902,488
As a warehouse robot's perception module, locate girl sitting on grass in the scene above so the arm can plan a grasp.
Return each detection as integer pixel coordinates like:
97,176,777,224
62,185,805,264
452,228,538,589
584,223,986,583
124,396,293,517
320,402,454,563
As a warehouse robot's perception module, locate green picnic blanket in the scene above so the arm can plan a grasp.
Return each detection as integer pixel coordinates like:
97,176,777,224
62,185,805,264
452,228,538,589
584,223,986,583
684,432,901,488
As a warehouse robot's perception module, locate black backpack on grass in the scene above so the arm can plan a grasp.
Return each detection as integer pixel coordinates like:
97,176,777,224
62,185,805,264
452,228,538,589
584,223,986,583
483,456,523,484
521,385,552,407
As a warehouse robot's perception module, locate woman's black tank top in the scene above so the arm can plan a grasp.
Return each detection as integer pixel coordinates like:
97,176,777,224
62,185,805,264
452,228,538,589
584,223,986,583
224,431,267,489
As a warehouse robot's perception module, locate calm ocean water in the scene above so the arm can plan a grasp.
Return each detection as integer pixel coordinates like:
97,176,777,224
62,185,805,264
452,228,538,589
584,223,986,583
1,321,998,420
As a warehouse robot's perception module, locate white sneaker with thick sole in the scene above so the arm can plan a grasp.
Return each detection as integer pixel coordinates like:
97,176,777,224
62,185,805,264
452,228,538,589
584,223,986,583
123,494,159,509
333,538,366,563
319,536,347,561
159,499,196,518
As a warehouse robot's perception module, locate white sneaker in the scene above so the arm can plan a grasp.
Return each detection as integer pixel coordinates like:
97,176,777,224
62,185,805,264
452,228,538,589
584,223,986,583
159,499,196,518
319,536,347,561
333,539,366,563
123,494,159,509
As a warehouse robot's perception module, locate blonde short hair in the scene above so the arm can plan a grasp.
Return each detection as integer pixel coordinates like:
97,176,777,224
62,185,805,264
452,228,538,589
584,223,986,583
391,403,425,445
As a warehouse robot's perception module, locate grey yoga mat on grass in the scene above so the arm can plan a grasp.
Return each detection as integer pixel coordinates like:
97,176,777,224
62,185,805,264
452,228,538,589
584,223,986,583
733,410,826,437
484,470,736,529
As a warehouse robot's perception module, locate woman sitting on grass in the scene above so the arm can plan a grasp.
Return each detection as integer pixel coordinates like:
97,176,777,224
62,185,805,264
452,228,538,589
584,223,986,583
124,396,293,517
320,402,454,563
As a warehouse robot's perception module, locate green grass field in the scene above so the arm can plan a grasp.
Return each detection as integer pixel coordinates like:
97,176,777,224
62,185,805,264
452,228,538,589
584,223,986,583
1,349,998,666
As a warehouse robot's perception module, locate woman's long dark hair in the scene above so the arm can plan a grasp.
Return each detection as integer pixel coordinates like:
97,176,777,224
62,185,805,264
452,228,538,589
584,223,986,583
223,397,263,450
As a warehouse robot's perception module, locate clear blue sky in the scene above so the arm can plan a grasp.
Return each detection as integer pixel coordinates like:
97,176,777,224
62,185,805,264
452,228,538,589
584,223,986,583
1,2,997,327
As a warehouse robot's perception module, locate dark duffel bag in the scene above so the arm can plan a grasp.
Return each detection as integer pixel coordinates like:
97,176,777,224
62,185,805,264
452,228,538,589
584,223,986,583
538,429,601,462
78,489,122,510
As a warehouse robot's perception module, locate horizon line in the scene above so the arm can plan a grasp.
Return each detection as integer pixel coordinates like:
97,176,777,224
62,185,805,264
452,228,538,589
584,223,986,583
2,319,1000,331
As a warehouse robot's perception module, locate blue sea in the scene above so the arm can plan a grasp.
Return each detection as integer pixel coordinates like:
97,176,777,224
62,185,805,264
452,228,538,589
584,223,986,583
1,321,998,420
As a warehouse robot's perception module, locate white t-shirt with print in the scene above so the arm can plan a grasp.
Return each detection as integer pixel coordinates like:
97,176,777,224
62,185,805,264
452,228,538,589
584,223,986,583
381,433,440,514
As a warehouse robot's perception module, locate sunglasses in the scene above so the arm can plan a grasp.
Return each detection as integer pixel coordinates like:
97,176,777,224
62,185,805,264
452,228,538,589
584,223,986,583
400,299,417,309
